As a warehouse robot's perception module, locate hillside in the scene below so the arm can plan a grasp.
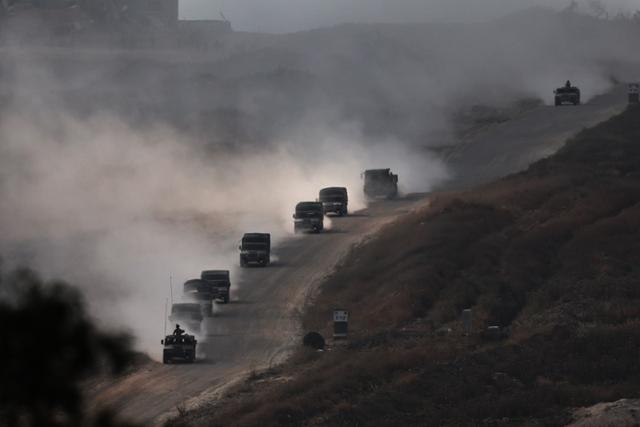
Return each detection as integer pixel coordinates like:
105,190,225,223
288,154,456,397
170,106,640,426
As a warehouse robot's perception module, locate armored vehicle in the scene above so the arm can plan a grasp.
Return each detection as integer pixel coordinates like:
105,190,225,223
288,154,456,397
162,334,197,364
201,270,231,303
318,187,348,216
169,303,203,333
239,233,271,267
183,279,214,317
363,169,398,199
293,201,324,233
554,82,581,106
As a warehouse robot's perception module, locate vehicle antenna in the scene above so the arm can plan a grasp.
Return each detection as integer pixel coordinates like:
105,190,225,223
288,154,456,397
169,273,173,305
164,298,168,337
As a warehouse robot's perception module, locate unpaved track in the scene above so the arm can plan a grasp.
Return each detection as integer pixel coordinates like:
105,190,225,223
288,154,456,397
90,86,629,425
442,86,629,190
89,197,427,425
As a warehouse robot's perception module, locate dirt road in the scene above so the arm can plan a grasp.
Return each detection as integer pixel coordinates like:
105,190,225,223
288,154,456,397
90,86,630,425
89,196,427,425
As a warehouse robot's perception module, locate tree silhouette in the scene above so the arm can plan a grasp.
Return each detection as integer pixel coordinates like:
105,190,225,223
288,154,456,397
0,266,138,427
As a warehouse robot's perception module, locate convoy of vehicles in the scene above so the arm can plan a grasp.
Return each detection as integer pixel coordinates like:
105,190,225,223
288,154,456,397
293,201,325,233
239,233,271,267
161,78,610,365
363,168,398,199
201,270,231,304
318,187,348,216
164,171,404,360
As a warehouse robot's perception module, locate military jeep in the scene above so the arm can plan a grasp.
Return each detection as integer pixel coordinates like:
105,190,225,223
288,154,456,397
162,334,197,364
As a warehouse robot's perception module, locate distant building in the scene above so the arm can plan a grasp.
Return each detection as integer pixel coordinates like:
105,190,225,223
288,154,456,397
127,0,178,27
178,19,232,45
0,0,232,46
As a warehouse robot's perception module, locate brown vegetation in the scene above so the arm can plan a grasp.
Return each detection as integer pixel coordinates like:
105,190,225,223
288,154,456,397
172,106,640,426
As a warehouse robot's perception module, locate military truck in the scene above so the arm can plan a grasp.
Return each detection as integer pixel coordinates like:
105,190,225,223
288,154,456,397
183,279,214,317
161,334,197,364
169,303,203,333
239,233,271,267
363,169,398,199
201,270,231,303
293,201,324,233
554,83,581,106
318,187,348,216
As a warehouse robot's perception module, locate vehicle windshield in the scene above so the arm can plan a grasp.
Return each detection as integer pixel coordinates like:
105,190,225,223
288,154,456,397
319,189,346,201
296,203,322,213
201,272,229,281
243,242,267,250
364,170,389,179
557,87,578,93
165,335,194,345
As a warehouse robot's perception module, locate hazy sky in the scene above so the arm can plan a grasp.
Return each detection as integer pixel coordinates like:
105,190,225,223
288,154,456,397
179,0,639,33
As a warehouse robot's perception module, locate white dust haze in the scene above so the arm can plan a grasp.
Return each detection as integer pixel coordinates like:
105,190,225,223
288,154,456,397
0,64,447,353
1,5,640,355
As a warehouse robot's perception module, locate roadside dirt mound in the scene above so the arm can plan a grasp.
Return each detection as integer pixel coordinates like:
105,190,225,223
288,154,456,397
569,399,640,427
170,106,640,426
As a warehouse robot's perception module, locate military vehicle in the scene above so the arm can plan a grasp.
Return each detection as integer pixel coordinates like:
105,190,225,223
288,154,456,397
318,187,348,216
161,334,197,364
169,303,203,333
293,201,324,233
363,169,398,199
183,279,214,317
201,270,231,303
554,82,581,106
239,233,271,267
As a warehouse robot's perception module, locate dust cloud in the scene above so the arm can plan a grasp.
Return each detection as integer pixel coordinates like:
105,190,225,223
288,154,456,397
0,65,447,353
1,4,640,355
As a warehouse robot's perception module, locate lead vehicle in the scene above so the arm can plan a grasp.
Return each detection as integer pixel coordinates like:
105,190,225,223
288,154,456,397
162,334,197,364
554,84,581,106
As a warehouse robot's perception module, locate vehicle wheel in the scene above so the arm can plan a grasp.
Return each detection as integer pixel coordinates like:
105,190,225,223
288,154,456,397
240,258,246,268
223,295,230,304
163,356,169,364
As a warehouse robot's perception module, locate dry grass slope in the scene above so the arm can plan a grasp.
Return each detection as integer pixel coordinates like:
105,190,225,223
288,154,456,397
171,106,640,426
